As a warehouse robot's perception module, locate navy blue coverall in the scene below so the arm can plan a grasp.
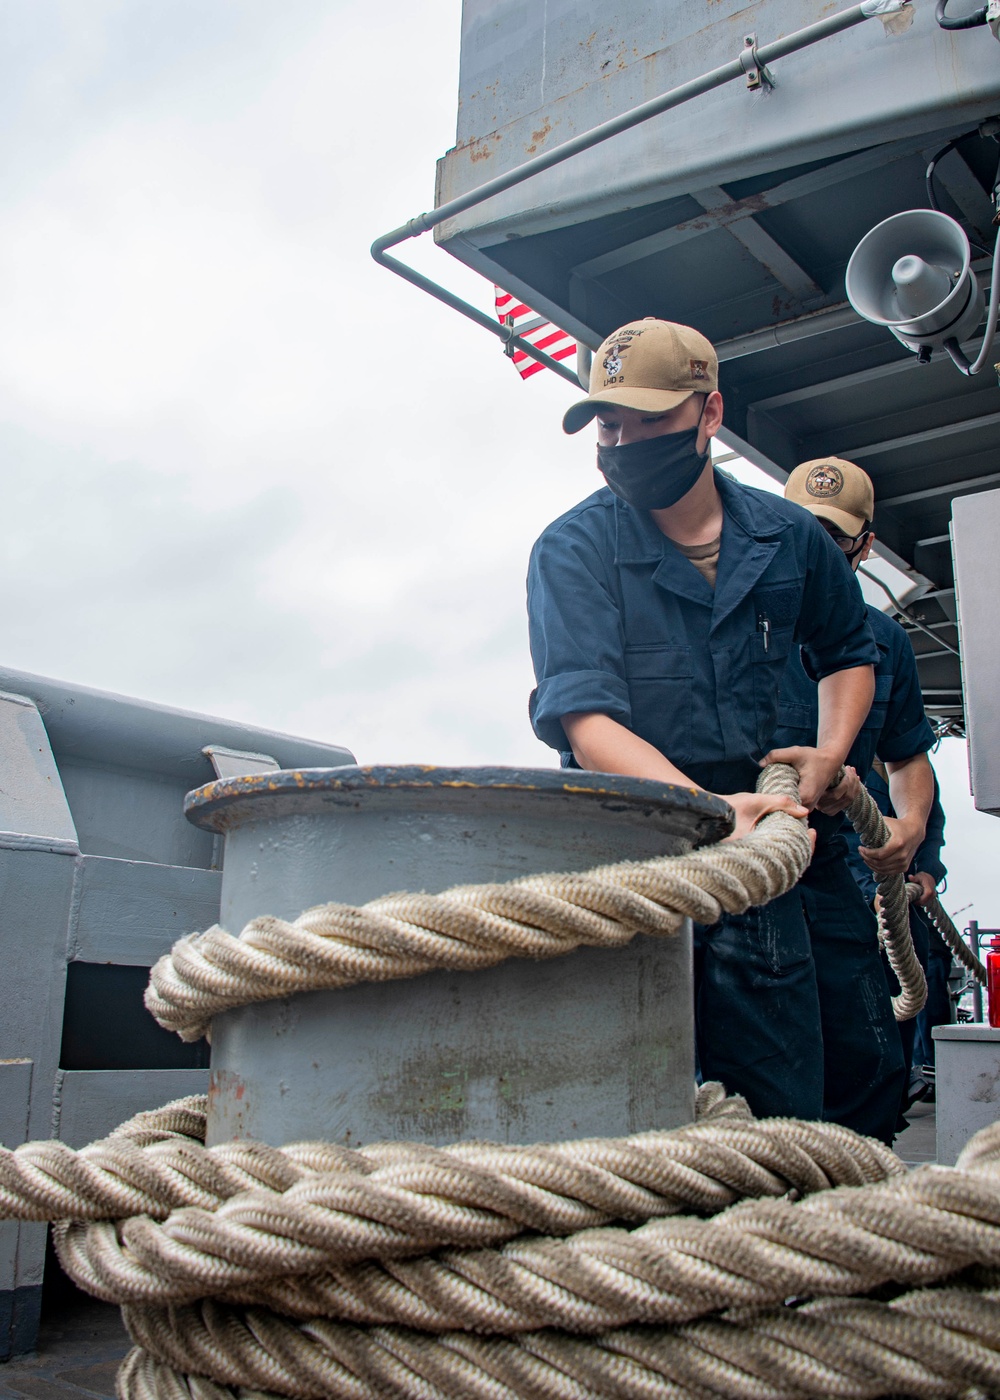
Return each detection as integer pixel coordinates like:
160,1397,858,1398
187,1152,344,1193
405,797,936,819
772,606,935,1143
528,471,878,1119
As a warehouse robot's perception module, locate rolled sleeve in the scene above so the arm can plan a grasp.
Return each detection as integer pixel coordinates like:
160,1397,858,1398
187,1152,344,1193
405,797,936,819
796,524,878,679
529,670,631,751
879,716,934,764
527,512,630,753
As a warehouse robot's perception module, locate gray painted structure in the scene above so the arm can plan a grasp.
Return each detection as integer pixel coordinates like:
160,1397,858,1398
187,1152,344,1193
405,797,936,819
186,767,731,1149
932,1023,1000,1163
951,490,1000,816
429,0,1000,729
0,668,353,1358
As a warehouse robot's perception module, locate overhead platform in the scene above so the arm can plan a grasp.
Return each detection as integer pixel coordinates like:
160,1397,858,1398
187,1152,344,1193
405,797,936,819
433,0,1000,730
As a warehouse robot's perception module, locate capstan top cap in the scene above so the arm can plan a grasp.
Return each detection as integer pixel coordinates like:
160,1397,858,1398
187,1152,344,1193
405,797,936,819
562,319,718,434
785,457,875,536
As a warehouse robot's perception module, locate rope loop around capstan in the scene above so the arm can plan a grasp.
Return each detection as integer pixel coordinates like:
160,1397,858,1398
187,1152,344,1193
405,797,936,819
146,761,935,1034
10,1111,999,1400
145,764,812,1042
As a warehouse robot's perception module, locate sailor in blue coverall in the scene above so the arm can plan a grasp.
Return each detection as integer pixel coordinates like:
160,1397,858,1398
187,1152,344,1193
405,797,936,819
771,457,936,1142
527,319,878,1120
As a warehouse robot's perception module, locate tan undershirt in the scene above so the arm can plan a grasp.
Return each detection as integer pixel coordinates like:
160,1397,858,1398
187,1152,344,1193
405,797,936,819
672,535,721,588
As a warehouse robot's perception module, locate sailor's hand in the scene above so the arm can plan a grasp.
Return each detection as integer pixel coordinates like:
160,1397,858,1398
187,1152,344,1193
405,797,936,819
909,871,938,906
813,764,861,816
760,745,844,810
720,791,809,841
859,814,923,878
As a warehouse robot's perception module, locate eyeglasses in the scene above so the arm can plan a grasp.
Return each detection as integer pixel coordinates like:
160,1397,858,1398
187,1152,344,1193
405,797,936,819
824,526,870,559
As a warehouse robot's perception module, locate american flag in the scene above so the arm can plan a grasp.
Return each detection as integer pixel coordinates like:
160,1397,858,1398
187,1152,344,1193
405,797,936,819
495,288,577,380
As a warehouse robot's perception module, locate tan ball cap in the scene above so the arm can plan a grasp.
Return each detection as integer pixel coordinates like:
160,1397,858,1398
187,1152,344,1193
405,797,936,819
563,318,718,434
785,457,875,535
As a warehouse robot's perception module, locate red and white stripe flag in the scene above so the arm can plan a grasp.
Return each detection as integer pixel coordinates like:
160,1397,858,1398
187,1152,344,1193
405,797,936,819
495,288,576,380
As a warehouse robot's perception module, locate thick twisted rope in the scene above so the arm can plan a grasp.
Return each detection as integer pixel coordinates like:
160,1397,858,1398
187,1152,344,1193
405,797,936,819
59,1133,1000,1328
919,887,987,984
843,784,927,1020
5,1089,910,1239
47,1115,901,1308
0,1084,744,1225
114,1285,1000,1400
110,1125,1000,1399
145,766,810,1042
111,1125,1000,1400
0,1099,315,1223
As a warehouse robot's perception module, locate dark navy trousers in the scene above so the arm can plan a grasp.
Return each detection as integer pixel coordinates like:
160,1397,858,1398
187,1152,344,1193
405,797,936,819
914,923,953,1068
800,855,907,1145
694,888,824,1121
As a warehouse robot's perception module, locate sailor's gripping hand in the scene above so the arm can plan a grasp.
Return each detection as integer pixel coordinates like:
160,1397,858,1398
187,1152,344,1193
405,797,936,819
859,815,924,878
812,764,862,816
719,789,810,841
760,745,848,810
909,871,938,907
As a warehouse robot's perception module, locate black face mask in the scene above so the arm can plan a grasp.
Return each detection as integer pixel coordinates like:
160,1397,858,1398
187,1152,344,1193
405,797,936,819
597,425,710,511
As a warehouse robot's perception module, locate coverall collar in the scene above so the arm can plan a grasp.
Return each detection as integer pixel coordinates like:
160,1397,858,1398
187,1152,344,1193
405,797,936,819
613,470,794,621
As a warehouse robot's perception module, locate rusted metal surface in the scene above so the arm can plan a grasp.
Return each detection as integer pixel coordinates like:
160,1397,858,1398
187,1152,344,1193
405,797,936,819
198,768,728,1148
185,763,733,842
437,0,1000,245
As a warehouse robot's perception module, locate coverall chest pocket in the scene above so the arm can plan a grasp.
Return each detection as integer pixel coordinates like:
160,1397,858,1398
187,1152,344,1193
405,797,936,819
750,584,801,749
774,698,816,747
624,644,693,767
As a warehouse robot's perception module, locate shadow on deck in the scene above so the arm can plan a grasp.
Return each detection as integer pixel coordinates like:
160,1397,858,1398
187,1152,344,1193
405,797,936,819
0,1281,128,1400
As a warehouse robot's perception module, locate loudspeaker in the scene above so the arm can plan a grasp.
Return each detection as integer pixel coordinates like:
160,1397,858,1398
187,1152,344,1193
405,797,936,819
845,209,984,353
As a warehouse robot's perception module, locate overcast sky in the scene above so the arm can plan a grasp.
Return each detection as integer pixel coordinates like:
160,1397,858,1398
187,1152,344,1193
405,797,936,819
0,0,995,936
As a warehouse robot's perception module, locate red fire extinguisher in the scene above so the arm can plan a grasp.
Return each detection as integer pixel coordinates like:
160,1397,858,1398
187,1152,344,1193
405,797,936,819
988,936,1000,1029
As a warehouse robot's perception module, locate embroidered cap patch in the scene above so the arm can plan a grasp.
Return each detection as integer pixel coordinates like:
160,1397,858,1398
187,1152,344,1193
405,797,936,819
805,464,844,498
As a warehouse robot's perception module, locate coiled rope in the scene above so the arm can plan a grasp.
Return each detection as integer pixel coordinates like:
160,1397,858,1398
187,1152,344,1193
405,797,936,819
3,763,993,1398
48,1120,909,1313
5,1108,1000,1399
70,1132,998,1329
0,1094,897,1237
3,1088,1000,1397
117,1283,1000,1400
